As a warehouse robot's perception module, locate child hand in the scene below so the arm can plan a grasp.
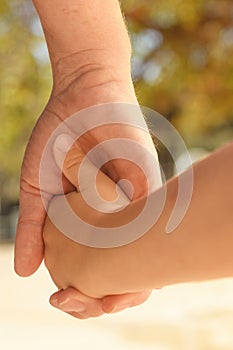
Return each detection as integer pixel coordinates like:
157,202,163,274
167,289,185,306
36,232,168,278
43,140,149,300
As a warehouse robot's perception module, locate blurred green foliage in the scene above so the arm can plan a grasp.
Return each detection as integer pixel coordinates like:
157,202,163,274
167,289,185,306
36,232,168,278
0,0,232,206
0,0,51,205
123,0,233,148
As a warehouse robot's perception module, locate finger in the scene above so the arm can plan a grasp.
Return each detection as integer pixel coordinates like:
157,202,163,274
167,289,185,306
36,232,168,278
15,167,74,277
50,287,104,319
14,188,48,276
102,290,152,314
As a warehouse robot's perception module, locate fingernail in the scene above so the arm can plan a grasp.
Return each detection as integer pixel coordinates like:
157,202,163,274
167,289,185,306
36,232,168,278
55,134,74,153
108,305,117,313
50,296,59,307
58,298,86,313
57,296,70,306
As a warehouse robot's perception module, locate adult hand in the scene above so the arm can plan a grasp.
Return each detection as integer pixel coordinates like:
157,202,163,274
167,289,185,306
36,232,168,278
15,74,161,318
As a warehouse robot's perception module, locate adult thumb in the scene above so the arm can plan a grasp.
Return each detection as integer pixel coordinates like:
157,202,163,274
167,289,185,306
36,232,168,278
53,134,86,190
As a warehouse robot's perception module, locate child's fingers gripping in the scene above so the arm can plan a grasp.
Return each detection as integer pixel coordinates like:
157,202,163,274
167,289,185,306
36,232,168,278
50,287,104,319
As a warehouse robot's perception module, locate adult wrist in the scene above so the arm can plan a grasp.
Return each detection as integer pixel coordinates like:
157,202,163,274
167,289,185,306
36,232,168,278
51,49,133,94
49,59,138,119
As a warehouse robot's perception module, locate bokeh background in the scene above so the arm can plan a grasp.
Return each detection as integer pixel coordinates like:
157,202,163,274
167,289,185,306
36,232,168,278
0,0,233,349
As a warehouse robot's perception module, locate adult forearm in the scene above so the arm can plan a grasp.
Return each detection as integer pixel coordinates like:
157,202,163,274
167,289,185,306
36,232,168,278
32,0,132,90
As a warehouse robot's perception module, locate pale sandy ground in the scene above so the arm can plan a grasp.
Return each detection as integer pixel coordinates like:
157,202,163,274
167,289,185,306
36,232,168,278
1,244,233,350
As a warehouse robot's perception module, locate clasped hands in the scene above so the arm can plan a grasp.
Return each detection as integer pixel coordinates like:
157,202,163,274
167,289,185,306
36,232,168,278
14,82,161,319
44,135,159,318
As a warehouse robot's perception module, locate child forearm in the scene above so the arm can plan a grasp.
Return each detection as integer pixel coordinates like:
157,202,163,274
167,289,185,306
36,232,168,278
100,142,233,292
156,141,233,286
